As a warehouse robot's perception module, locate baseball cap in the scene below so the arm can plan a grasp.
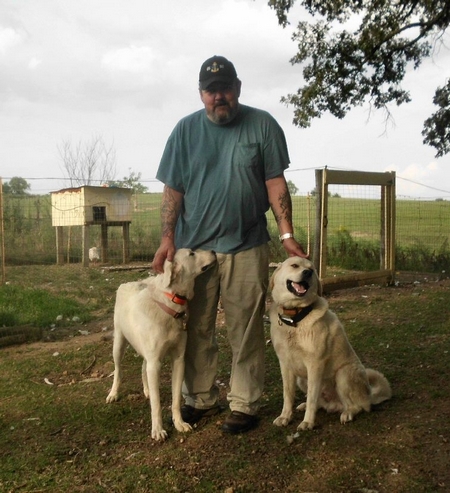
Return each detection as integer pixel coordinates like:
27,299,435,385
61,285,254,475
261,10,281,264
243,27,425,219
199,56,238,90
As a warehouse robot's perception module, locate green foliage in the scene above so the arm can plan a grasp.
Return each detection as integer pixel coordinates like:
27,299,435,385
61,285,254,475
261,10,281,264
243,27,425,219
108,169,148,193
396,237,450,272
286,179,298,195
2,195,55,264
326,226,450,272
268,1,450,154
422,78,450,157
3,177,30,195
327,228,380,271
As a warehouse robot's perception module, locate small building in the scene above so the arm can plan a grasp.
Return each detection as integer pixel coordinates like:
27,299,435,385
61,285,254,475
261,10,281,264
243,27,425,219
51,186,133,266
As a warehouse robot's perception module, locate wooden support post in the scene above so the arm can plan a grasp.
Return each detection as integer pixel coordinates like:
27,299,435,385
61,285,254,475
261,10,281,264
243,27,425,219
122,222,130,263
82,225,90,267
56,226,64,265
313,169,322,273
101,223,108,263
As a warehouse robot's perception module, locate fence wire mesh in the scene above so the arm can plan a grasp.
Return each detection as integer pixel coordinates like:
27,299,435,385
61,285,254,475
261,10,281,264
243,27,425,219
0,174,449,277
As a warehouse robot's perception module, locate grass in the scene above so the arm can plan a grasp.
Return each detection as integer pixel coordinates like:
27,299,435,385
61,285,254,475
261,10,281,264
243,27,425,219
0,265,146,347
0,284,93,327
0,266,449,492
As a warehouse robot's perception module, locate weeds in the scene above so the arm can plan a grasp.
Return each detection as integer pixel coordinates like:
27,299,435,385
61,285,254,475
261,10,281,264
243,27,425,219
0,266,449,492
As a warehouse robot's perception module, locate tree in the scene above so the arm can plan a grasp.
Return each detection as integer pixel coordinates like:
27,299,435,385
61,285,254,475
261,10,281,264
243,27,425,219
3,177,30,195
58,135,117,187
287,179,299,195
268,0,450,154
422,78,450,157
109,169,149,193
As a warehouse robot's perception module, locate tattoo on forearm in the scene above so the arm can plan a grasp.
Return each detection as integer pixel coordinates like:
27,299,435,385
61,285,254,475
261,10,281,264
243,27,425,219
161,186,180,238
273,189,293,226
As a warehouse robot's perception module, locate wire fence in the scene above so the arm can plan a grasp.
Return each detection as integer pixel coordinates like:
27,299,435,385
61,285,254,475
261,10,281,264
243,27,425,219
1,175,449,281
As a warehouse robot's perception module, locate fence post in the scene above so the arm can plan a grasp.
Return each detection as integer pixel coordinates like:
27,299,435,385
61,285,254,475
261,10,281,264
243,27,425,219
82,225,90,267
314,169,328,279
313,170,322,274
0,178,5,284
56,226,64,265
122,222,130,263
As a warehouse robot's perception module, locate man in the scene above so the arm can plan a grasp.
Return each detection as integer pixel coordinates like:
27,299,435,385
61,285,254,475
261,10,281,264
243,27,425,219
152,55,307,434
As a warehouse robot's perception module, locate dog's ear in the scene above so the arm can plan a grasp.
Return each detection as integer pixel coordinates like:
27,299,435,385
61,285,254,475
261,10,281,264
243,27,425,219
163,259,183,289
162,260,175,288
316,270,323,297
269,264,281,292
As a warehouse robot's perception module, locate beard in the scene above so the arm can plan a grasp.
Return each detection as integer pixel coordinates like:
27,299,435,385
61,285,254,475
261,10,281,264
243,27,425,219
206,103,239,125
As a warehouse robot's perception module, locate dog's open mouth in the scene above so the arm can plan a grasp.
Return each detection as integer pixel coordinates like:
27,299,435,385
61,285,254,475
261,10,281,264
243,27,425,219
287,279,309,297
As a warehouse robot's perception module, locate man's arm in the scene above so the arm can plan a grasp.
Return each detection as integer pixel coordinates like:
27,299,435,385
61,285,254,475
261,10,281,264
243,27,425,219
151,185,184,273
266,174,308,258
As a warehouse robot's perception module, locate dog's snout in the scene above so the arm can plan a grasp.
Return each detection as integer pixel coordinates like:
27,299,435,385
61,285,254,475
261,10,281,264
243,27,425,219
303,269,314,280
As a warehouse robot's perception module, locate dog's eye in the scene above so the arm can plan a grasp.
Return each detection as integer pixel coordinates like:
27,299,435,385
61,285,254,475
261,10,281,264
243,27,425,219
189,251,195,256
291,264,299,269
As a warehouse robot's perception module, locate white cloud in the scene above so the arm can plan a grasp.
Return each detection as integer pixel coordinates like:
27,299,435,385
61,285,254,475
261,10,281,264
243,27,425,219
102,45,157,74
388,161,449,198
0,0,449,196
28,57,41,69
0,26,23,53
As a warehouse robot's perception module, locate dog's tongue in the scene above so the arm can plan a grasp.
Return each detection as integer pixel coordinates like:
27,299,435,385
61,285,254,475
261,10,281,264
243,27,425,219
292,282,307,295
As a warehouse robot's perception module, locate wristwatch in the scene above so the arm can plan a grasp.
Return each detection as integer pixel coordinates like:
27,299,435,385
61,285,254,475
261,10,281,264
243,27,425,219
279,232,294,243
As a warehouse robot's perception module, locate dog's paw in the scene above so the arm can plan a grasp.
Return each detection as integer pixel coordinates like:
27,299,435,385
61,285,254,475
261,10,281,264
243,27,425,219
273,415,291,427
151,428,169,442
340,411,354,424
173,420,192,434
106,392,118,403
297,420,315,431
296,402,306,412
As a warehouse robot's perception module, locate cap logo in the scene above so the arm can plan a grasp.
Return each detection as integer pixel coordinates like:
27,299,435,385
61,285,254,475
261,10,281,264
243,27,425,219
208,61,223,73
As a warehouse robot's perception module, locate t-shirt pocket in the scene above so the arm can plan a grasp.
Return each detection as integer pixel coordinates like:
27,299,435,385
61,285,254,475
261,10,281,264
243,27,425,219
232,143,261,168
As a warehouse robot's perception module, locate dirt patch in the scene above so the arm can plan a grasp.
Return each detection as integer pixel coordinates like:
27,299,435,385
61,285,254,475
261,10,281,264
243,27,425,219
1,273,449,492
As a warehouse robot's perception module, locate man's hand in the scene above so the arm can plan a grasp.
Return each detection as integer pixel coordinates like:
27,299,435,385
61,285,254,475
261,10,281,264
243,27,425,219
152,185,183,273
282,237,309,258
152,238,176,273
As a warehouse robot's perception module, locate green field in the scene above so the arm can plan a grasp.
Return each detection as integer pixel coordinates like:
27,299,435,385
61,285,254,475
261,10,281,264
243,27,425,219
2,193,449,273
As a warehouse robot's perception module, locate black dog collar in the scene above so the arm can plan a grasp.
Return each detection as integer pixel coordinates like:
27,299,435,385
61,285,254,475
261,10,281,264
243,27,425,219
278,304,314,327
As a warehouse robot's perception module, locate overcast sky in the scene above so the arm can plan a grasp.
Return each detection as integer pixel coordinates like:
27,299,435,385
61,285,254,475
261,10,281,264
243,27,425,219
1,0,450,198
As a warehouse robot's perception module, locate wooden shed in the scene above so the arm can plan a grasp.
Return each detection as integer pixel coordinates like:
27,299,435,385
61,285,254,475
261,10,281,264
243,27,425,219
51,186,133,266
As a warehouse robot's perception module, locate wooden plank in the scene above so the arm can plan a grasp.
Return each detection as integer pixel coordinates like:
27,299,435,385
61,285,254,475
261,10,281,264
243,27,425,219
321,270,395,293
324,169,395,186
0,326,43,347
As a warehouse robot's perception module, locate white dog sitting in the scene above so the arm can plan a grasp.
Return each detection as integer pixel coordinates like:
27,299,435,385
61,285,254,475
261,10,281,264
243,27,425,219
106,248,216,441
270,256,392,431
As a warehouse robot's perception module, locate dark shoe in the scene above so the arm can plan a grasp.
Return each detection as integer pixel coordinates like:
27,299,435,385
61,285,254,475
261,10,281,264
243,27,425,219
221,411,258,434
181,404,222,425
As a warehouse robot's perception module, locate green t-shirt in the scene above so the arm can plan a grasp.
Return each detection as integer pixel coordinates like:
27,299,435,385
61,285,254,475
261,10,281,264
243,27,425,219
156,104,290,254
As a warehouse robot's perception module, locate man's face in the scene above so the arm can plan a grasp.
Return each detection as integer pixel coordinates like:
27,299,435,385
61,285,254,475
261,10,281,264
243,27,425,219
200,79,241,125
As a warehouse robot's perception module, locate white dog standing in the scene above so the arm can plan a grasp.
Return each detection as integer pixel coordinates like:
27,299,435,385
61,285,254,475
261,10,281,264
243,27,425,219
106,248,216,441
270,256,391,431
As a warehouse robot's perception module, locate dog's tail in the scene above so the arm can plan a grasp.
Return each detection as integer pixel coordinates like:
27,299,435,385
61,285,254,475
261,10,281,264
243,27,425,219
366,368,392,405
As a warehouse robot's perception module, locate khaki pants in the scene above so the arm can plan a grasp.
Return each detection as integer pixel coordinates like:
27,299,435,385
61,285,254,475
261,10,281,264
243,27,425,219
182,244,269,415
